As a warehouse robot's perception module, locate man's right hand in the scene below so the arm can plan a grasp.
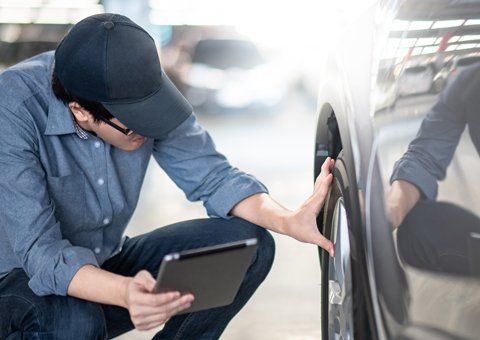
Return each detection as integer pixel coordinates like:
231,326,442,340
123,270,194,331
387,180,421,229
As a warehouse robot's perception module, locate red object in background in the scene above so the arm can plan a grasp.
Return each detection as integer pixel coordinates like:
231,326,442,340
438,33,452,52
405,47,413,62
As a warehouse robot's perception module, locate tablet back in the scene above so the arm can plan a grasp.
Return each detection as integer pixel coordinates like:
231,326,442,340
155,238,258,314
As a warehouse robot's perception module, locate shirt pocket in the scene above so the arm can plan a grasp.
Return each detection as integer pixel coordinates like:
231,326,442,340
46,173,87,234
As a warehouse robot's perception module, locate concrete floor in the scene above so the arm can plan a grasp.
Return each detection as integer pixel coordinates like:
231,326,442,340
116,94,323,339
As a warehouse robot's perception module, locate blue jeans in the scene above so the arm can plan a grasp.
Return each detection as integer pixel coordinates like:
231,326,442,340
0,217,275,339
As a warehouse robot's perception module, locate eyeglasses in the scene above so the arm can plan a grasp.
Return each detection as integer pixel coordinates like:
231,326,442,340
97,113,134,136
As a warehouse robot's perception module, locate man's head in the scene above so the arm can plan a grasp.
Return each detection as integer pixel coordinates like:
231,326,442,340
53,13,192,150
51,69,146,151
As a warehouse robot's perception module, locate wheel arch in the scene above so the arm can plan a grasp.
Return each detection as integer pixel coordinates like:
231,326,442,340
314,64,379,340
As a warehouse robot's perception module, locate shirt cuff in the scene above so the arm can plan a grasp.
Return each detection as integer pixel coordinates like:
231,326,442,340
390,158,438,200
28,246,99,296
204,174,269,219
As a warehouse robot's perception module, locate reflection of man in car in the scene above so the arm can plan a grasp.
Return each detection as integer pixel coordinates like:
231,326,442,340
388,62,480,275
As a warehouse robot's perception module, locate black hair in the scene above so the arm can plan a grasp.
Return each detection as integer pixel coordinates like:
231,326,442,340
51,67,114,123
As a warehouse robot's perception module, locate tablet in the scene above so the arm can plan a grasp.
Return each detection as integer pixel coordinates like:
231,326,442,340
155,238,258,314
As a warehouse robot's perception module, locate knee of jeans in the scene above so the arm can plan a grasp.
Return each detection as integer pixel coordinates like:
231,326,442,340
252,228,276,274
64,301,106,339
39,299,106,339
3,295,106,339
227,218,275,274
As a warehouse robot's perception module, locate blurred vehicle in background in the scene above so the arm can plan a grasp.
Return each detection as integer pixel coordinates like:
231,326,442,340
432,60,452,93
168,37,287,114
440,54,480,88
397,63,435,96
374,67,398,111
0,24,70,72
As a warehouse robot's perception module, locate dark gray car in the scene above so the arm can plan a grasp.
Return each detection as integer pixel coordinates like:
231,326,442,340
314,1,480,339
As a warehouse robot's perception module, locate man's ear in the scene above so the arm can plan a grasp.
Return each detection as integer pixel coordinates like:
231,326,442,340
69,101,90,122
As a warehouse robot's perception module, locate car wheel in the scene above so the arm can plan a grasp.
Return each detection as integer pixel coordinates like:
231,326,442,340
320,150,367,340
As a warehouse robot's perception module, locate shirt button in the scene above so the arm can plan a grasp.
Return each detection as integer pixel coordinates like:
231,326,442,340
103,218,110,225
94,247,101,254
97,178,105,186
94,141,101,148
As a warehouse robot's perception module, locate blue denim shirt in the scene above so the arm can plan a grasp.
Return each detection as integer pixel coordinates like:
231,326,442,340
391,63,480,199
0,51,267,296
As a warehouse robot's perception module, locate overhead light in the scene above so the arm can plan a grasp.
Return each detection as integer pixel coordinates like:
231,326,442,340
457,43,477,50
408,21,433,30
449,35,460,43
422,46,438,54
410,47,422,55
431,20,464,29
0,4,103,24
415,37,437,46
459,35,480,42
149,9,231,25
400,38,417,48
0,0,99,6
0,0,41,6
465,19,480,26
0,7,32,23
446,44,458,51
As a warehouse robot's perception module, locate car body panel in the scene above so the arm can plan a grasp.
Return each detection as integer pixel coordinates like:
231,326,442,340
316,0,480,339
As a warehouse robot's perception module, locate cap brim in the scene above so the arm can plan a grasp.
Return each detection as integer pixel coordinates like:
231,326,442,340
101,70,192,139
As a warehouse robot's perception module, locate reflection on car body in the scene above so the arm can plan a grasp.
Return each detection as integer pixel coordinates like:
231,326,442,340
398,64,435,96
433,54,480,93
314,0,480,339
446,54,480,85
375,67,398,111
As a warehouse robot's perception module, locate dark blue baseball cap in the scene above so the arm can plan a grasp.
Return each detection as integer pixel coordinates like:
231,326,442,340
55,13,192,138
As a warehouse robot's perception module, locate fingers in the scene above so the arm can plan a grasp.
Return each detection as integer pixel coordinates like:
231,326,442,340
134,270,156,292
321,156,335,173
162,294,194,314
133,295,194,331
133,290,182,307
129,292,179,320
137,300,192,330
315,157,335,190
311,173,333,212
314,232,335,257
129,271,197,331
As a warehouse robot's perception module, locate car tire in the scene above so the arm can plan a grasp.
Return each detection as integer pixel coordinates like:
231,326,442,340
320,150,369,340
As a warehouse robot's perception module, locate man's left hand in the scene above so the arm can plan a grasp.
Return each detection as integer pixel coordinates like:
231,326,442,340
284,157,335,257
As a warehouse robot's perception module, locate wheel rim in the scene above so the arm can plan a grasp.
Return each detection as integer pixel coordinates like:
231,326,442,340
327,197,354,340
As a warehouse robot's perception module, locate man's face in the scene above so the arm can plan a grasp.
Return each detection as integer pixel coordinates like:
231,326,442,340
88,116,147,151
69,102,147,151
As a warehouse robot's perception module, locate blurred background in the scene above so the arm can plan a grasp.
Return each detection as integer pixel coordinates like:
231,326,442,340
0,0,370,338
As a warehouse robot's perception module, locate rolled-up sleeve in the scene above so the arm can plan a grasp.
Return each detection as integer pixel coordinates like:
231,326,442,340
0,105,98,296
390,67,474,200
153,113,268,218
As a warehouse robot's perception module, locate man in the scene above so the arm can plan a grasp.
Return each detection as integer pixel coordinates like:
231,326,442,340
0,13,335,339
388,61,480,275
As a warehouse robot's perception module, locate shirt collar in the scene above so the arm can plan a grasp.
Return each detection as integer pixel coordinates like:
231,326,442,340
44,96,77,136
44,58,76,136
